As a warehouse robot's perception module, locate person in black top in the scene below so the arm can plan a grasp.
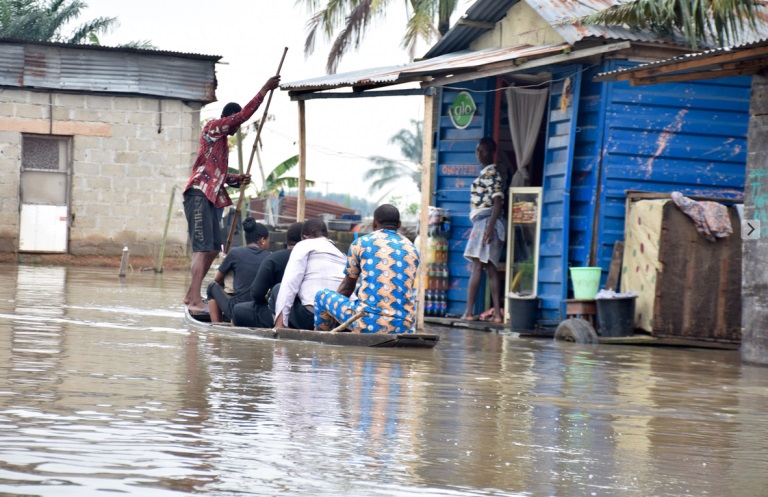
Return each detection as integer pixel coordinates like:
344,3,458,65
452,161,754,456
206,218,271,323
231,222,304,328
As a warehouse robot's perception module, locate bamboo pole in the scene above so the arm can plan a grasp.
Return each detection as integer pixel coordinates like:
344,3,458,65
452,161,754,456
225,47,288,253
297,99,307,222
236,128,246,247
416,92,434,331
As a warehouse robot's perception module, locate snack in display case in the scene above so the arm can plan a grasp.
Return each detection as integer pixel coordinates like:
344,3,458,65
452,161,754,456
512,201,537,223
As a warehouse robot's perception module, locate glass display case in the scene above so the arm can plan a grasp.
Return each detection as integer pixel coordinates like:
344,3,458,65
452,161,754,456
504,187,542,321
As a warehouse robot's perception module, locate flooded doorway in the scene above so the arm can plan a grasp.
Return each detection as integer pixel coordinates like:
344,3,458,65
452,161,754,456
18,135,71,253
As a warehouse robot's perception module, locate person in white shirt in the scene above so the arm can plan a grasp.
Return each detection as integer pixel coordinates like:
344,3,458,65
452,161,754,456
273,218,346,329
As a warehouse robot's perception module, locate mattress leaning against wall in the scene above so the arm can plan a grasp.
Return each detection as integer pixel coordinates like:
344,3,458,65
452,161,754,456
621,198,742,343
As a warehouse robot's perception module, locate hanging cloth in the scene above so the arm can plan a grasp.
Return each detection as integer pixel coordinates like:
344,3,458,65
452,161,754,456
506,87,548,187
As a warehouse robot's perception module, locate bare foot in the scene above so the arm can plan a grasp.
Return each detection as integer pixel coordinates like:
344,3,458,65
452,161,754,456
491,315,503,324
188,302,208,313
461,314,476,321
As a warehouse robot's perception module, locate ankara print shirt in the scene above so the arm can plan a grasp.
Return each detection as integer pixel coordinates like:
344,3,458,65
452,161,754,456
184,90,266,208
469,164,504,213
346,229,420,334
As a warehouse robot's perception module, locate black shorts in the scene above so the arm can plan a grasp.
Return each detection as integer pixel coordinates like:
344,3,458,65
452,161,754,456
183,189,222,252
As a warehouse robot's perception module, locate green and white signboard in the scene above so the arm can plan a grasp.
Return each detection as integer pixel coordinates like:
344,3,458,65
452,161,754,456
449,91,476,129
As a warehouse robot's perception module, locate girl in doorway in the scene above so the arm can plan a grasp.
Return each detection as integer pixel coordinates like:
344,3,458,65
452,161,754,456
462,138,506,323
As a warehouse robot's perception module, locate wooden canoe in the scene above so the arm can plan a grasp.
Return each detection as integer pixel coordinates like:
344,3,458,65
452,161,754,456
184,306,439,348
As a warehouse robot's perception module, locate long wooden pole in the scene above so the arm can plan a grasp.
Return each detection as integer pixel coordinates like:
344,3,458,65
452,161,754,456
416,91,434,331
297,99,307,222
225,47,288,253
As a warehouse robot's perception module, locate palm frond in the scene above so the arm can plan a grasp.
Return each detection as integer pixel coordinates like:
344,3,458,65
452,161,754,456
580,0,761,50
326,0,376,74
266,155,300,183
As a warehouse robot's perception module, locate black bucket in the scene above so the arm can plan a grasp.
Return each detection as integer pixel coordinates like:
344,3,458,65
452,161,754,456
596,297,637,337
508,297,538,332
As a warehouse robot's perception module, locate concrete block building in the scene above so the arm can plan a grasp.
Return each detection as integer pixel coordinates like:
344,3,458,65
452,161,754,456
0,39,220,257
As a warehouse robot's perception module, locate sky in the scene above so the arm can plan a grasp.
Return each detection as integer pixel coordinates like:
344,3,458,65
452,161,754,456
79,0,472,205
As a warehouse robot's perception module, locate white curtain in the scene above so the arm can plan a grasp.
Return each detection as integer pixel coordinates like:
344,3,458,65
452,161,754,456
506,87,548,187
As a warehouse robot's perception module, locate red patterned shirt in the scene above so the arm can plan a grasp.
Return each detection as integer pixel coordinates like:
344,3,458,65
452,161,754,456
184,91,267,208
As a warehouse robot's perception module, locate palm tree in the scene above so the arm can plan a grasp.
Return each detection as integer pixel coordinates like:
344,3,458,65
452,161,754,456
364,119,422,195
580,0,762,50
298,0,461,74
0,0,154,48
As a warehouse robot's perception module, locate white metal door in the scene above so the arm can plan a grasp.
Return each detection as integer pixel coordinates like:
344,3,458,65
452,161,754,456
19,136,71,253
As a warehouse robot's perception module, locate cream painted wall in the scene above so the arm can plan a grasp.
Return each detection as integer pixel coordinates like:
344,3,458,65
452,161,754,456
470,1,566,50
0,88,201,257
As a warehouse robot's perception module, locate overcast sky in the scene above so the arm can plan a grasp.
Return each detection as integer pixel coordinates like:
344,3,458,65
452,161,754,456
81,0,472,203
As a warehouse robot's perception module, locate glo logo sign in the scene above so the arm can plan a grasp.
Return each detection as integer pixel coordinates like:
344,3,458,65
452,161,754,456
449,91,476,129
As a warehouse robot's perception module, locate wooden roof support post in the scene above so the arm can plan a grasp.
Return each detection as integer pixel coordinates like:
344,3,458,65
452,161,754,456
297,99,307,221
416,92,434,331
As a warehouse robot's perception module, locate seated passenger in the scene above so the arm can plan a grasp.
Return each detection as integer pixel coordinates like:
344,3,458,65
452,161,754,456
206,218,270,323
273,218,346,330
231,222,304,328
314,204,419,334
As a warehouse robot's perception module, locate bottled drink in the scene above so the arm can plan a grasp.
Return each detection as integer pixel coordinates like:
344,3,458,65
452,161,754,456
427,237,438,264
425,289,434,316
440,238,449,263
438,290,447,317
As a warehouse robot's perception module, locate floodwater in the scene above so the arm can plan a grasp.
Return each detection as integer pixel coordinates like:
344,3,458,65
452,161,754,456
0,264,767,497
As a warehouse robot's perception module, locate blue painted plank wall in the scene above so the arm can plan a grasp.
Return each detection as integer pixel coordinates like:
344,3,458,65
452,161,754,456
593,60,751,275
537,66,582,323
433,79,495,316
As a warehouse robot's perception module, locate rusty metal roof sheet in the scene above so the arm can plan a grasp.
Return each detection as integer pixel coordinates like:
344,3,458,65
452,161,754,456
426,0,768,58
0,39,220,102
594,39,768,82
282,42,570,92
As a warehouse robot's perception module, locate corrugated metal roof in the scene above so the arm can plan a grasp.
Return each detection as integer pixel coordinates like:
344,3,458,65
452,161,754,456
282,43,570,92
0,39,219,102
425,0,520,58
426,0,768,58
0,37,221,61
594,39,768,82
527,0,681,46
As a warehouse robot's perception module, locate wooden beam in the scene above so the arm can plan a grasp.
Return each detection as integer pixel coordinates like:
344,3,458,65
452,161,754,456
297,99,306,222
416,92,434,331
456,19,495,30
615,45,768,82
424,41,631,88
629,67,762,86
289,87,433,101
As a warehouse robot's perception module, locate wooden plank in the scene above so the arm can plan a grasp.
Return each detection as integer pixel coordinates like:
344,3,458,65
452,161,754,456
184,306,438,348
654,202,742,341
416,92,434,331
630,67,763,86
297,100,306,221
604,241,624,291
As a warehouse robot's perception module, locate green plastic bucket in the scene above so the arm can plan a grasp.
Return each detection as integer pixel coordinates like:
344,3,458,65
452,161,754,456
569,267,602,300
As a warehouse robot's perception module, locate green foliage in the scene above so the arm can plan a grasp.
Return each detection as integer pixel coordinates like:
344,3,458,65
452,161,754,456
580,0,761,50
364,119,422,194
264,155,316,194
0,0,155,47
298,0,461,73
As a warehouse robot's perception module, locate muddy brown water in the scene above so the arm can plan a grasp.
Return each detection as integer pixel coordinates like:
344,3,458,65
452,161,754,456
1,263,767,497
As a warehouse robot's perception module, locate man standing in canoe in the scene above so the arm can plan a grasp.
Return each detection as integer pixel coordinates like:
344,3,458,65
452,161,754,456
314,204,420,334
182,75,281,313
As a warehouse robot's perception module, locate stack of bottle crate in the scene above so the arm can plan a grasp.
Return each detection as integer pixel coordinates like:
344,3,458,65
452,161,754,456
417,207,451,317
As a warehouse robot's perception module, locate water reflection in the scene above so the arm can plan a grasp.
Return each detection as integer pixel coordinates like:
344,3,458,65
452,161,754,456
0,264,767,497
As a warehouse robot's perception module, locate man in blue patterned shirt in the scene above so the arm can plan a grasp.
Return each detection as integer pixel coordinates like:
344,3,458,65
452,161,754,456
314,204,420,334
